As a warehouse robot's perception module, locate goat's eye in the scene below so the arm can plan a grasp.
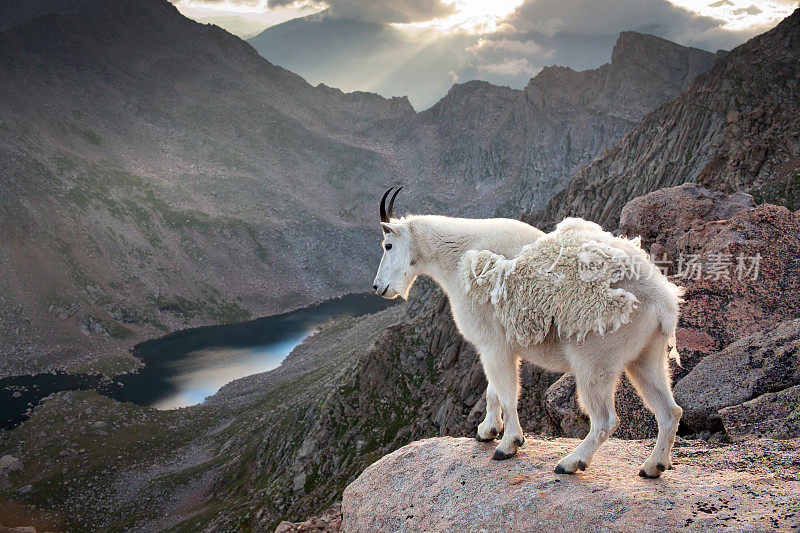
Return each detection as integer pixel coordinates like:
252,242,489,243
385,243,392,250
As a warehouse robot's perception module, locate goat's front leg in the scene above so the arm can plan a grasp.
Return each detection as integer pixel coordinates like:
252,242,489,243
476,383,503,441
555,366,620,474
480,348,523,460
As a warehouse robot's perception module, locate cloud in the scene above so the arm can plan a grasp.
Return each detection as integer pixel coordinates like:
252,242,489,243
504,0,722,38
498,0,779,51
732,5,762,15
468,37,553,57
322,0,456,23
476,57,543,76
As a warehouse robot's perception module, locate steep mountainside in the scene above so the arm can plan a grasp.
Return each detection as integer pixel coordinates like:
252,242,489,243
412,32,717,213
0,0,714,377
526,7,800,230
0,0,419,376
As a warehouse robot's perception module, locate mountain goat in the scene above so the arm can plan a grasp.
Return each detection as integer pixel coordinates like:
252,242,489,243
372,187,683,478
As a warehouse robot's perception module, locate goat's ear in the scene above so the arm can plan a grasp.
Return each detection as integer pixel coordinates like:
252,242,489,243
381,222,400,235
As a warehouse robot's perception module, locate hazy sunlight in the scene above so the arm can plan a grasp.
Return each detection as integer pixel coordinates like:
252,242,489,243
394,0,525,34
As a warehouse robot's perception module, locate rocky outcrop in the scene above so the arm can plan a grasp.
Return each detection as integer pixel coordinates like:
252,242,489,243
674,319,800,432
342,436,800,532
274,504,342,533
525,7,800,231
719,385,800,440
0,454,23,490
619,183,755,258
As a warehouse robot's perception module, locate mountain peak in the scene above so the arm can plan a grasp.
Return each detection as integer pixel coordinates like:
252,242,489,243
611,31,710,69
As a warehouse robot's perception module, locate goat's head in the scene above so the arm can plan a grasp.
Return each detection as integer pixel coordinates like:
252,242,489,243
373,187,416,300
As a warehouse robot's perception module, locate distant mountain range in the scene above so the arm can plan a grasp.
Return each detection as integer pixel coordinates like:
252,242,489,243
0,0,714,377
194,15,269,39
247,10,455,109
246,9,723,110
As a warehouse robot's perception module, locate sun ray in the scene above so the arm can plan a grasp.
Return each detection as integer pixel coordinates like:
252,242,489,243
392,0,526,34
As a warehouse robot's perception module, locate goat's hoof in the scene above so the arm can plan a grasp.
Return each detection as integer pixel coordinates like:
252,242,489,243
513,436,525,447
638,468,662,479
492,448,515,461
476,428,498,442
640,458,668,478
577,460,587,471
554,464,573,475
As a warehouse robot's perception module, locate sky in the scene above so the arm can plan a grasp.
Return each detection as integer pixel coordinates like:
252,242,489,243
173,0,798,107
174,0,797,35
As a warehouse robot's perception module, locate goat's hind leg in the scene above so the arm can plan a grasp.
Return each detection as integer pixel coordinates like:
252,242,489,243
625,335,682,478
476,383,503,442
555,365,620,474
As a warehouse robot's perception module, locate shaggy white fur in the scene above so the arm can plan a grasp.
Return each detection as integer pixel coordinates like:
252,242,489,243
460,218,646,346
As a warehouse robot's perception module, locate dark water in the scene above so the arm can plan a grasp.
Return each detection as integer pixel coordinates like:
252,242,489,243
0,293,396,430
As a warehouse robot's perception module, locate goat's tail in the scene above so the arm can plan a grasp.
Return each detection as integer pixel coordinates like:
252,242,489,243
659,282,684,367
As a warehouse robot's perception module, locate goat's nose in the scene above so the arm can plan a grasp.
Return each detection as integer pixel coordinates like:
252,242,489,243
373,284,378,291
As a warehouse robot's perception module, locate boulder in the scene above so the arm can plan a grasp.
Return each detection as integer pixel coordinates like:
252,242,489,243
673,319,800,432
342,436,800,532
719,385,800,440
274,504,342,533
674,203,800,348
544,374,589,438
0,455,22,473
544,371,685,440
619,183,755,257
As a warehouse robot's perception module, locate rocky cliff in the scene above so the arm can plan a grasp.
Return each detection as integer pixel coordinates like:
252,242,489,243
525,7,800,231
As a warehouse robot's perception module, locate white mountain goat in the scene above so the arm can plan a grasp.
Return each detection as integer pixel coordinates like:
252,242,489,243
372,187,683,477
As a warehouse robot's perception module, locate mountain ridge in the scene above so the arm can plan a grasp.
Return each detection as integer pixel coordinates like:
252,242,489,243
524,7,800,230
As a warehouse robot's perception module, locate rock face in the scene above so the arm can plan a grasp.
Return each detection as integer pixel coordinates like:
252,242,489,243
674,319,800,432
619,183,756,258
525,7,800,231
342,436,800,532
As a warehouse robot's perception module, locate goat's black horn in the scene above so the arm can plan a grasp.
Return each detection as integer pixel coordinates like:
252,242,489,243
388,186,403,219
380,187,393,224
